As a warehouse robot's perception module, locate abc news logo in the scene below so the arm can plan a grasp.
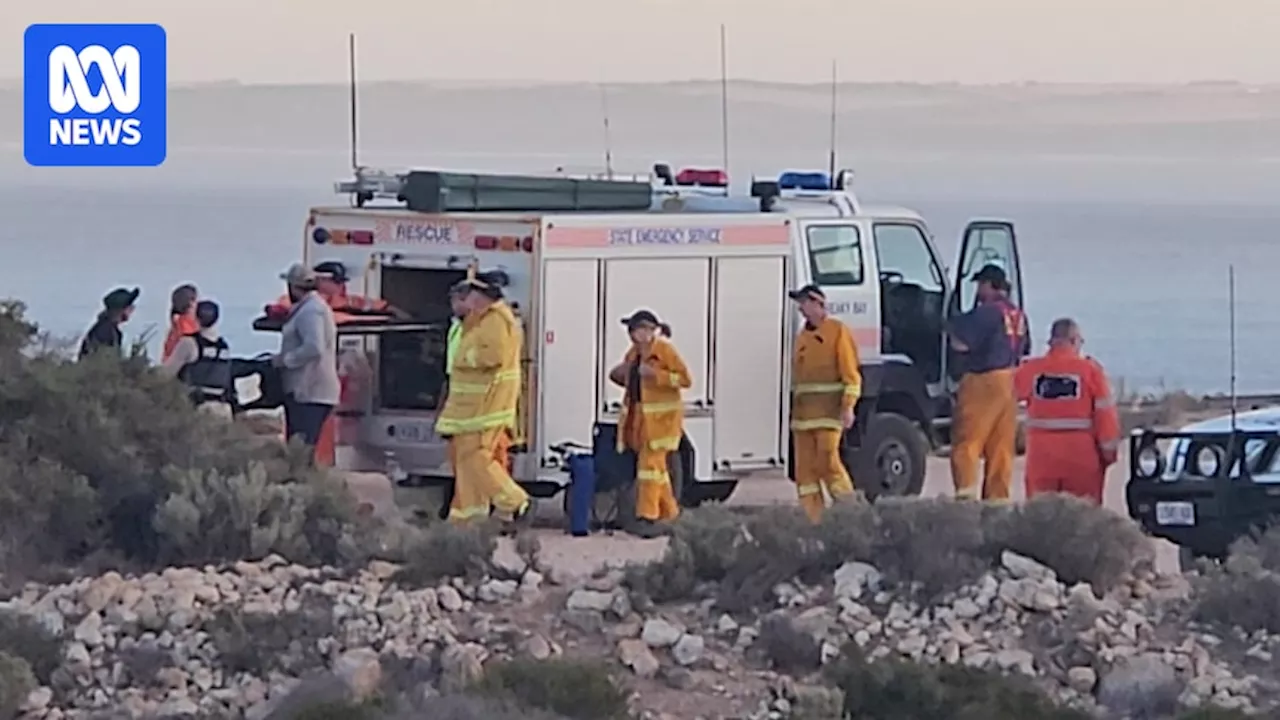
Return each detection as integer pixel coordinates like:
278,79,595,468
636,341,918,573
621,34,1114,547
48,44,143,147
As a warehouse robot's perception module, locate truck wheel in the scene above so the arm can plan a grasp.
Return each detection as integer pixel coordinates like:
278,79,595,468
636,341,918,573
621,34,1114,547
1178,546,1200,574
846,412,928,500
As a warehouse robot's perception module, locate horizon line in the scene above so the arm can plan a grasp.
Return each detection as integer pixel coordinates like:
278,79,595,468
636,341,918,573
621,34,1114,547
0,77,1276,91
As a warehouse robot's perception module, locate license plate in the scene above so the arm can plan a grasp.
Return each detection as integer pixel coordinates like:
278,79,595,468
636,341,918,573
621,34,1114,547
393,423,429,442
1155,501,1195,526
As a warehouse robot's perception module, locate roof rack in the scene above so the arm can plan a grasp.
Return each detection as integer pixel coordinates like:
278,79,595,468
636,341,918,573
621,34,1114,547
336,167,655,213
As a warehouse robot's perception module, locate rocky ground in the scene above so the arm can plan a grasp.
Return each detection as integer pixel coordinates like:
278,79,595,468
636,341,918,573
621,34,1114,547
2,537,1276,720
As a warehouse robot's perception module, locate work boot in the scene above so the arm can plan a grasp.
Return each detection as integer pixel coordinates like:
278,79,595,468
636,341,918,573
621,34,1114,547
498,500,533,536
627,519,664,539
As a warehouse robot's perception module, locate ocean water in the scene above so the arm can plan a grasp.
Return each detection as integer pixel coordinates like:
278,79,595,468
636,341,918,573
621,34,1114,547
1,177,1273,396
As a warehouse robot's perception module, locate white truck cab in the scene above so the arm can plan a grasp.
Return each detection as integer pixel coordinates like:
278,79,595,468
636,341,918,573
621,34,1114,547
280,165,1026,511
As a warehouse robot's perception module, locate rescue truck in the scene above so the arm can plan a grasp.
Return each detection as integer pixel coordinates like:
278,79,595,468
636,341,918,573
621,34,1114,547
289,164,1027,510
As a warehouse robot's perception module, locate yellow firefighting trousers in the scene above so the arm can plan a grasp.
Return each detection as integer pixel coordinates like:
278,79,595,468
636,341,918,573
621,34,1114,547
792,428,854,523
950,368,1017,502
449,428,528,523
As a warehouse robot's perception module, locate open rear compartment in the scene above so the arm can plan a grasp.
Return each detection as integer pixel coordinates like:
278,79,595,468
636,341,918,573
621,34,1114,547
376,266,468,412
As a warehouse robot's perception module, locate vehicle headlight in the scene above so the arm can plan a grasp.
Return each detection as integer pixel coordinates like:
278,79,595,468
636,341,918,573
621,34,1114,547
1136,445,1163,479
1194,445,1224,478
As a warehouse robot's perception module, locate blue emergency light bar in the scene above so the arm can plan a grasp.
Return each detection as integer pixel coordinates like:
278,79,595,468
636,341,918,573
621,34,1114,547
778,171,831,191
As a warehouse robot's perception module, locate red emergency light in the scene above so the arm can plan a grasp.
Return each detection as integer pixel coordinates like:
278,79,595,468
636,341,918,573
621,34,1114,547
675,168,728,188
312,227,373,245
474,235,535,252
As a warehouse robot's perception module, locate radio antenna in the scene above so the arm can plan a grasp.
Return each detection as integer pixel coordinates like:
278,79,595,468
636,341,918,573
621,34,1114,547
599,85,615,179
827,59,838,179
719,23,731,195
347,33,360,172
1229,264,1239,430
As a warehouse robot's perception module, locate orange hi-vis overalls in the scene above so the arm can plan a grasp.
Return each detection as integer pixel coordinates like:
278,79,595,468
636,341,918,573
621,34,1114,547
1014,348,1121,504
436,301,529,523
950,299,1026,502
617,337,692,522
790,316,861,523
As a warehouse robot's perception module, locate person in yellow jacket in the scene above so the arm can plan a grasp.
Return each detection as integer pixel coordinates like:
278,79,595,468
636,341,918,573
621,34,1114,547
608,310,692,538
436,274,530,526
788,284,860,523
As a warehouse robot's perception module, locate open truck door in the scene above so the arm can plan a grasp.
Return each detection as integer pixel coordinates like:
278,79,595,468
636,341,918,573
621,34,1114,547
944,220,1027,386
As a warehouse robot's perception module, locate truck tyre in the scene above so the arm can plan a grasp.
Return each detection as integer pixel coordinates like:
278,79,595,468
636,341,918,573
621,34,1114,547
1178,546,1200,574
846,412,928,500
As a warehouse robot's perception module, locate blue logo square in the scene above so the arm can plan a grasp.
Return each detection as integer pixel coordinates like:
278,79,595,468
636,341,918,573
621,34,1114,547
23,23,167,167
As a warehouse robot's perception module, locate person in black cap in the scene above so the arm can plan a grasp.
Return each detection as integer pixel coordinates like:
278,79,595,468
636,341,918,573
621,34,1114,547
786,284,860,522
607,309,692,537
436,269,530,529
79,287,139,359
312,260,410,319
160,300,236,416
947,263,1028,503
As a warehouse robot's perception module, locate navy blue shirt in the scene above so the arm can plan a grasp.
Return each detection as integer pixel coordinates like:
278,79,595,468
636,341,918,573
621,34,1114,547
949,301,1024,375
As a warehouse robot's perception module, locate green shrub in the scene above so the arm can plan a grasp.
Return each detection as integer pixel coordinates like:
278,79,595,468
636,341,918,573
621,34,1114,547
826,646,1090,720
474,657,628,720
0,609,63,684
0,650,36,719
757,613,822,673
389,694,570,719
204,595,337,677
393,522,498,588
628,495,1150,610
985,494,1152,592
1194,527,1280,634
0,299,370,576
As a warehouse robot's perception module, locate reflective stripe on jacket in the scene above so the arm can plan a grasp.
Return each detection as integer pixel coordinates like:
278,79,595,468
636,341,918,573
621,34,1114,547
436,301,522,435
1014,348,1121,453
446,318,462,376
616,337,692,452
791,316,862,431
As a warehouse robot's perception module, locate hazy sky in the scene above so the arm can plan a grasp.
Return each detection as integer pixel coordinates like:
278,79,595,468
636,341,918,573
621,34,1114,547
4,0,1278,85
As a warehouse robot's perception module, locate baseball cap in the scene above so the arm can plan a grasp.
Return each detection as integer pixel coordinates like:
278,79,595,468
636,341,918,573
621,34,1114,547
279,263,318,288
312,260,349,283
621,309,662,330
787,284,826,302
103,287,140,311
970,264,1009,288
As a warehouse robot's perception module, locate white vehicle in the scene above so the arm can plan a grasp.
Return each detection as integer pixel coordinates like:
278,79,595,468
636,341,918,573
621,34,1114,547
289,165,1027,508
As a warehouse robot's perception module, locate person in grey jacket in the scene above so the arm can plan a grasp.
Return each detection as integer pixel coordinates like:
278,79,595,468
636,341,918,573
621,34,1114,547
273,264,341,451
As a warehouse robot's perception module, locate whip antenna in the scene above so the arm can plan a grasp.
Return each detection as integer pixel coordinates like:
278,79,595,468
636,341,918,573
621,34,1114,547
1229,264,1238,430
827,60,838,179
348,33,360,172
599,85,615,179
719,23,730,195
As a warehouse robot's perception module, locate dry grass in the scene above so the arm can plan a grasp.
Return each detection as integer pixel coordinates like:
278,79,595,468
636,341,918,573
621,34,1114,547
472,657,629,720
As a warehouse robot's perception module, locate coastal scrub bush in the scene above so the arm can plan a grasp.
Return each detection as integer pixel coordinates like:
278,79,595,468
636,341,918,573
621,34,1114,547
628,494,1150,610
0,299,368,576
0,609,63,684
826,645,1091,720
0,650,36,719
1193,527,1280,634
474,657,629,720
392,521,498,588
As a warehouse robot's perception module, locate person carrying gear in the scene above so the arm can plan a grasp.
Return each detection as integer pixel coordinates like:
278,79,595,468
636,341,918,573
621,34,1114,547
273,264,341,458
788,285,860,522
262,261,408,322
162,284,199,362
948,264,1028,502
607,310,692,537
436,271,530,527
160,300,236,417
80,287,139,359
1015,318,1120,504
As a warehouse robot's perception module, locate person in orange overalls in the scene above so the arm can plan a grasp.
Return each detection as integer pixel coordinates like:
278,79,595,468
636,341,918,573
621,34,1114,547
608,310,692,538
1014,318,1121,504
948,264,1027,502
788,284,860,522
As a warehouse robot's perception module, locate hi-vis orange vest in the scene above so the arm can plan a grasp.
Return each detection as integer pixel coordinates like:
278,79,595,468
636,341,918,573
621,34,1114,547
791,316,862,431
1014,348,1121,455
